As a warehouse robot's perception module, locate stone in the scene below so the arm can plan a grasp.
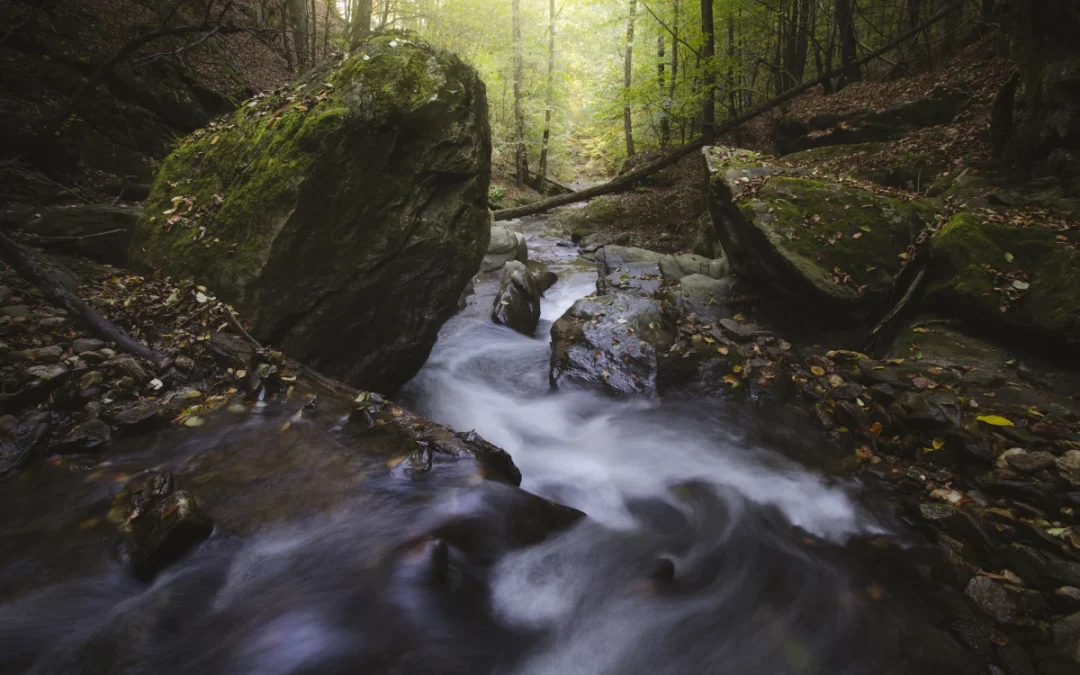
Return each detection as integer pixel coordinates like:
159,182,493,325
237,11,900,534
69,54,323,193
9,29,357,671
550,293,672,396
595,245,664,296
79,370,104,389
658,253,728,281
54,419,111,452
704,146,938,312
73,338,105,354
127,488,214,580
1,305,30,318
491,261,541,336
25,364,68,381
965,576,1017,624
37,316,68,329
129,37,491,394
110,355,150,383
0,286,11,305
483,224,529,271
1006,451,1057,474
8,345,63,363
928,212,1080,349
676,274,736,323
0,411,50,477
79,350,106,365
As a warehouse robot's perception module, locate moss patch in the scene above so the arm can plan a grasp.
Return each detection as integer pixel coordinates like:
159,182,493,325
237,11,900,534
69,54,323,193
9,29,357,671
131,35,445,298
928,212,1080,342
736,176,939,300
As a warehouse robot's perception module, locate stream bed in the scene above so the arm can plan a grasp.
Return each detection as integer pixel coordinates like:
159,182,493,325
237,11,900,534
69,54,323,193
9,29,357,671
0,215,983,675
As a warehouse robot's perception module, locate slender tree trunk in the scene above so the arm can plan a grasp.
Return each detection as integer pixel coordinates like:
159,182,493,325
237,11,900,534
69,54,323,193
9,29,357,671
835,0,860,85
512,0,528,183
668,0,679,140
310,0,317,61
348,0,372,49
658,31,669,146
623,0,638,158
381,0,392,28
323,0,330,54
906,0,923,66
290,0,308,67
536,0,556,192
700,0,716,144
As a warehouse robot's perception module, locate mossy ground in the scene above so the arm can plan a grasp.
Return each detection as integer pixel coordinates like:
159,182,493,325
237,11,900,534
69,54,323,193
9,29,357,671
132,36,445,296
929,212,1080,340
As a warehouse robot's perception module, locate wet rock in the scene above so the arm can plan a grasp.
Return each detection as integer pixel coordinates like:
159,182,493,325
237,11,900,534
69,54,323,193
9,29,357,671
579,231,630,252
73,338,105,354
127,488,214,580
526,261,558,293
113,401,178,431
79,350,107,365
550,293,672,396
1007,451,1057,474
53,419,111,452
491,261,541,336
0,411,50,476
483,225,529,271
965,576,1018,624
1053,611,1080,667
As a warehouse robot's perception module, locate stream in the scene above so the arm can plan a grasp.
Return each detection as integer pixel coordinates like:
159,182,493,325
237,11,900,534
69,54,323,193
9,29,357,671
0,214,978,675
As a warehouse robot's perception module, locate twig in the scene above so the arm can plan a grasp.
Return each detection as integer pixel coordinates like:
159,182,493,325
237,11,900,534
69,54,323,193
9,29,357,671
224,307,262,349
22,228,127,245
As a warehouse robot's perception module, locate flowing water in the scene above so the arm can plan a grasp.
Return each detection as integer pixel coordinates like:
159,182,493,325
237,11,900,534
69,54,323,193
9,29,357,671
0,215,976,675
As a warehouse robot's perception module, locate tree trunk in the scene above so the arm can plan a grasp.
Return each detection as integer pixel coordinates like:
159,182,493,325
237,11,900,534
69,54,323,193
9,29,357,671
623,0,638,158
535,0,556,192
512,0,529,184
290,0,308,67
348,0,372,49
658,31,669,147
700,0,716,144
835,0,860,85
906,0,923,66
669,0,679,138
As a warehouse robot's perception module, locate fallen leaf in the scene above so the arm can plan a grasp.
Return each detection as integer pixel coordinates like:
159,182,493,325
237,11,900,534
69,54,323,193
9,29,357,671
1004,252,1015,263
810,366,826,376
977,415,1015,427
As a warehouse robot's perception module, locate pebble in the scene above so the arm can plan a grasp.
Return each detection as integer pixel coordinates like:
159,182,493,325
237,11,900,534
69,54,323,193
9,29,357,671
1006,451,1056,474
965,576,1017,624
79,350,106,364
73,338,105,354
8,345,64,363
38,317,68,329
1,305,30,318
79,371,104,389
25,364,69,381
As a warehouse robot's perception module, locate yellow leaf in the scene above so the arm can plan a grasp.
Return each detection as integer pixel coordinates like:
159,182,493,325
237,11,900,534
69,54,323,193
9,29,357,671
932,438,945,449
810,366,825,376
211,135,220,144
703,336,715,344
717,346,729,355
733,364,742,373
723,374,741,387
733,313,746,322
870,421,883,437
977,415,1015,427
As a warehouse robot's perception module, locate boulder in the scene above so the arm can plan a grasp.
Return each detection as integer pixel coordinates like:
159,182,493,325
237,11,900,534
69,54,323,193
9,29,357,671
491,261,541,336
705,146,938,310
549,196,630,241
550,293,673,396
130,37,491,393
676,274,737,323
928,212,1080,347
596,245,728,297
483,224,528,271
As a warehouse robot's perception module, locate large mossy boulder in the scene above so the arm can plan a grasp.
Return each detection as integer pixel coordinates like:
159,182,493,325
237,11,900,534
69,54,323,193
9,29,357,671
129,36,491,393
705,146,939,311
927,212,1080,347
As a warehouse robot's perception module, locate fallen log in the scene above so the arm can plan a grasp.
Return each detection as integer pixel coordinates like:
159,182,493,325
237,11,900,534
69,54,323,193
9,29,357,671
494,0,964,222
0,230,168,370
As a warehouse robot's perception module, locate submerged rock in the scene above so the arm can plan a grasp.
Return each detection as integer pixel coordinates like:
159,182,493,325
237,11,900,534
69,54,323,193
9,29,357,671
130,37,492,393
491,261,541,336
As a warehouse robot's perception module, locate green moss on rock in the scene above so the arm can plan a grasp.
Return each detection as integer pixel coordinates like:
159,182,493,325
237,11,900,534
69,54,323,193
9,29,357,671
928,212,1080,344
130,35,492,393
